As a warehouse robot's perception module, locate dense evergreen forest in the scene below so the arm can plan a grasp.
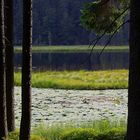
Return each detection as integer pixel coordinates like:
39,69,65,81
14,0,129,45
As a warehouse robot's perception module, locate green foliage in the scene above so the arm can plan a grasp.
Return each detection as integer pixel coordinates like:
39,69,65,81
14,70,128,90
33,120,126,140
15,0,95,45
33,124,66,140
100,128,126,140
5,121,126,140
69,120,126,140
61,128,125,140
31,135,45,140
8,131,19,140
61,128,97,140
7,130,45,140
14,0,130,45
80,0,129,34
5,124,126,140
118,0,130,8
5,119,126,140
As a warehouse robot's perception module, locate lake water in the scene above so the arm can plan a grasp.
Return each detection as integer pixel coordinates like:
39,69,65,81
15,87,128,127
14,52,129,70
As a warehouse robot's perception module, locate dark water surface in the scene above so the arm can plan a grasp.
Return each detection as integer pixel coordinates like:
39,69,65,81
14,52,129,70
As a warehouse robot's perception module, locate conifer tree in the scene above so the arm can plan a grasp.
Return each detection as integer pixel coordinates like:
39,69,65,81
19,0,32,139
0,0,8,138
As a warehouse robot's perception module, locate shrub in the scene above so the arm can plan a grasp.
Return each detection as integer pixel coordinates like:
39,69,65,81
61,128,126,140
7,131,45,140
99,128,126,140
31,135,45,140
8,131,19,140
61,128,98,140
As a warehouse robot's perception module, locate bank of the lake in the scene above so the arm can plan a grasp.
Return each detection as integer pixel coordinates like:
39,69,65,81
14,46,129,71
14,45,129,53
14,70,128,90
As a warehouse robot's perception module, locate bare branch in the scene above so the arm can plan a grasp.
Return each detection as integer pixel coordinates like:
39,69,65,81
99,19,130,57
88,6,130,49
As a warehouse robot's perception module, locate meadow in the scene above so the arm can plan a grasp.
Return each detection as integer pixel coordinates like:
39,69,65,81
14,69,128,90
14,45,129,53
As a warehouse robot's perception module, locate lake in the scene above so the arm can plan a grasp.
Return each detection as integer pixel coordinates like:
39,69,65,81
15,87,127,127
14,52,129,70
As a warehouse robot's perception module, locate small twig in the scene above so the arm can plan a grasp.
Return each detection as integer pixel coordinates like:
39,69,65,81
88,35,100,48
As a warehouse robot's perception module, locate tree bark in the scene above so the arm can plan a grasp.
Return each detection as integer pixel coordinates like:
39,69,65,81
19,0,32,139
127,0,140,139
0,0,8,139
5,0,15,132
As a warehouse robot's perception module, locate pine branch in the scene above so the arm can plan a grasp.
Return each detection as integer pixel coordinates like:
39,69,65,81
80,4,130,68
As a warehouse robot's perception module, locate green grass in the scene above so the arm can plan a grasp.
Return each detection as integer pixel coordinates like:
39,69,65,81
33,120,126,140
14,70,128,90
7,120,126,140
7,130,45,140
14,45,129,53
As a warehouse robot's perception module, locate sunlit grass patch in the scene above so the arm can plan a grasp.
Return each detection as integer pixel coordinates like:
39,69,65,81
14,45,129,53
14,70,128,90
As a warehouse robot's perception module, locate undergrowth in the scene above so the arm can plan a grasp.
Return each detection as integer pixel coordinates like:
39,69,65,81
7,120,126,140
33,120,126,140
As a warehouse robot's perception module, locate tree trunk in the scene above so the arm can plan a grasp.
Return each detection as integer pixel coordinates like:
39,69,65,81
127,0,140,139
5,0,15,132
0,0,8,139
19,0,32,139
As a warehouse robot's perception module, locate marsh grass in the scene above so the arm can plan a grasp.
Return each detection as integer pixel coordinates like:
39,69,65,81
33,120,126,140
14,45,129,53
7,130,45,140
8,120,126,140
14,70,128,90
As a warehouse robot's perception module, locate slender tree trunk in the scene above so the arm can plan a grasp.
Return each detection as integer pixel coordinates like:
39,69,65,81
5,0,15,132
19,0,32,139
127,0,140,139
0,0,8,139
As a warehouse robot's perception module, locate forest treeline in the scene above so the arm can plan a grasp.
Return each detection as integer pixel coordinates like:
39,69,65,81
14,0,129,45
